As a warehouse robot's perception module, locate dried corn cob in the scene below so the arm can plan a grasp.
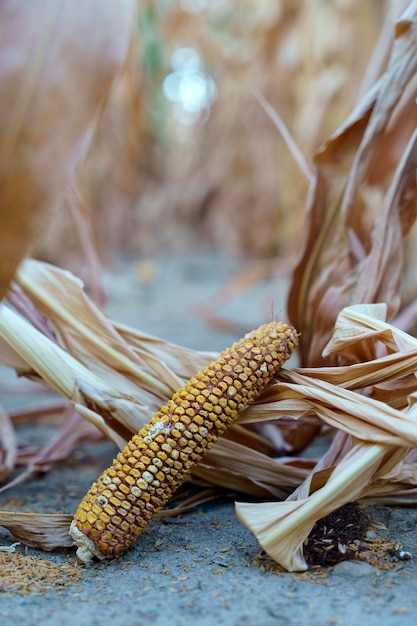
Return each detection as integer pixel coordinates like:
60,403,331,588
70,321,298,562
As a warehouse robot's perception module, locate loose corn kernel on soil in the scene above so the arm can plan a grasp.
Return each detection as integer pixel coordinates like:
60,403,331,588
70,321,298,562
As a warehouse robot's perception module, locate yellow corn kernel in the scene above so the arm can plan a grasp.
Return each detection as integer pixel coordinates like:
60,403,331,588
70,321,298,562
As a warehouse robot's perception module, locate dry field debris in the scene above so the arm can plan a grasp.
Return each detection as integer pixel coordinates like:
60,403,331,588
2,0,417,581
0,546,81,595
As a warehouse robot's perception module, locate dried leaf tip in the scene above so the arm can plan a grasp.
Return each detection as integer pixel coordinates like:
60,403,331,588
70,321,298,562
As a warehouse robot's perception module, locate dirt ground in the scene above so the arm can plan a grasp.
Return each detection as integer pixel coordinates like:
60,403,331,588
1,254,417,625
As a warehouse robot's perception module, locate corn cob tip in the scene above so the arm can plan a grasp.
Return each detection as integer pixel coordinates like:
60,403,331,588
70,520,105,563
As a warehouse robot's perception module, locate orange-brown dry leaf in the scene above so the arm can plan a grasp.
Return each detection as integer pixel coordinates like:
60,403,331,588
288,1,417,366
0,0,136,299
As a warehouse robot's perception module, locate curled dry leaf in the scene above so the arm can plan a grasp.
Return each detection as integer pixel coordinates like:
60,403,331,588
15,259,213,400
236,443,391,571
287,0,417,366
193,437,309,500
237,303,417,571
0,0,136,299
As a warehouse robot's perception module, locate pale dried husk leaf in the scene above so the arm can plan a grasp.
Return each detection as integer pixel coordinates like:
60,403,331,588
236,443,395,571
236,303,417,570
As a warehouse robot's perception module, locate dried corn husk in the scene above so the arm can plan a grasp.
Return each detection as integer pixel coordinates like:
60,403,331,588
2,270,417,559
230,3,417,571
236,303,417,570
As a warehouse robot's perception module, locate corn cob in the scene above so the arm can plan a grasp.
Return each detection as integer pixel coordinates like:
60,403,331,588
70,321,298,562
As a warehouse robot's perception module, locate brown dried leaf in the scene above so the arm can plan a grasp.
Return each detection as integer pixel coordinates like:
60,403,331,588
194,438,309,500
0,511,73,550
288,1,417,366
237,302,417,570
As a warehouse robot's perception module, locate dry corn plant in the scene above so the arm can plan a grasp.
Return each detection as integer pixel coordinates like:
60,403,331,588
3,0,417,576
236,0,417,571
127,0,386,259
288,0,417,366
34,0,387,269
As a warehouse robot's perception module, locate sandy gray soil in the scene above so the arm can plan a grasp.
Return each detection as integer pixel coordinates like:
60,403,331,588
1,254,417,625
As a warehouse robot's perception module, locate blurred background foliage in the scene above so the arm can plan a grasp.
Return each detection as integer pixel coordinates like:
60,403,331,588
39,0,389,272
